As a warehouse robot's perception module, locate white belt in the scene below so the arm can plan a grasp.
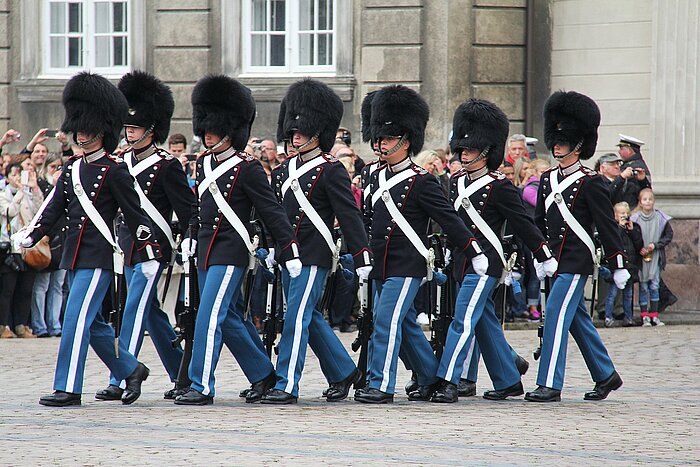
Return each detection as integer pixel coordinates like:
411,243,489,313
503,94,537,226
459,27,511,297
545,170,597,266
281,156,341,271
373,167,434,280
453,174,506,269
71,158,124,273
125,152,176,251
198,153,258,269
362,162,380,202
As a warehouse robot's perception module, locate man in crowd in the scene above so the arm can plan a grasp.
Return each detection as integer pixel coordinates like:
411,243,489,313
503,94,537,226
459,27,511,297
616,134,651,210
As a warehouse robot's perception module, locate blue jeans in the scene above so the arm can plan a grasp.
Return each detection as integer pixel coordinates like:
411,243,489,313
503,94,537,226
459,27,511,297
605,282,633,320
31,269,67,336
639,275,660,306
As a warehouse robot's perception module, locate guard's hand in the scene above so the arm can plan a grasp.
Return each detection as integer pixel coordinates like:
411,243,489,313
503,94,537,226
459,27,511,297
141,259,160,280
285,258,302,278
13,229,34,250
180,238,197,258
356,265,372,280
542,257,558,277
471,253,489,277
533,259,546,281
503,272,513,286
265,247,277,269
613,268,631,290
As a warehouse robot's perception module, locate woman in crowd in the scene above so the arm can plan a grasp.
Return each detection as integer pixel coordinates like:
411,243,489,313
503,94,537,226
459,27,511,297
0,160,44,338
30,152,67,337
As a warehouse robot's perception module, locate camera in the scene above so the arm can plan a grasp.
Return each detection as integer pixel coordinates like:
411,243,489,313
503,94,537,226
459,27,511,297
44,129,59,138
4,254,25,272
0,241,10,255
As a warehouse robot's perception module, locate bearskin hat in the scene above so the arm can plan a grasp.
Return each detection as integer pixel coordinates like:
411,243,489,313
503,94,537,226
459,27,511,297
450,99,510,170
60,71,128,154
118,70,174,145
360,91,377,144
277,78,343,152
191,75,255,151
543,90,600,160
370,85,429,155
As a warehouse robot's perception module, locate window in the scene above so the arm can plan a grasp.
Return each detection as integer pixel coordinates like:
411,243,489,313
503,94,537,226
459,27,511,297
242,0,337,75
43,0,130,76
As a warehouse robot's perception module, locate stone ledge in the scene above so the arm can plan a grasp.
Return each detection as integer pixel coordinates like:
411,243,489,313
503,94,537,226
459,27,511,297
238,75,356,102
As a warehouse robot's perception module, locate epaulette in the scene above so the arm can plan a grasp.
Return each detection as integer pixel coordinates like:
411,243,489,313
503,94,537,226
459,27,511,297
581,166,596,176
411,164,428,175
322,152,338,163
156,147,173,160
107,153,124,164
490,170,506,180
241,151,256,162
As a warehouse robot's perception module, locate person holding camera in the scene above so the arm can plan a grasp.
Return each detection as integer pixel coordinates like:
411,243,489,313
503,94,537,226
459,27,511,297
616,135,651,210
0,160,44,338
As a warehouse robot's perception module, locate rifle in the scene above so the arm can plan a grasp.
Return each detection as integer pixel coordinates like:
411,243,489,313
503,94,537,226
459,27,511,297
160,223,182,304
428,234,451,360
171,223,199,391
110,218,126,357
351,277,373,390
533,277,549,361
500,251,520,328
254,247,279,358
588,245,603,317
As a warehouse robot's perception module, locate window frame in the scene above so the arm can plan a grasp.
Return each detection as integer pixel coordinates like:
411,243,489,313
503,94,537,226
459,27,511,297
240,0,339,77
40,0,132,78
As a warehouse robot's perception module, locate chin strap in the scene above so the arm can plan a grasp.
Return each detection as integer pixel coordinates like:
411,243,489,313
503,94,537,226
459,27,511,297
461,146,491,167
74,133,103,148
125,124,155,147
379,135,408,156
552,140,583,160
293,133,320,152
206,135,231,152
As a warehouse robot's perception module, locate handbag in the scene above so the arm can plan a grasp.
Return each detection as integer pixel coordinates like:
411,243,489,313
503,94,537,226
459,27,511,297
21,235,51,270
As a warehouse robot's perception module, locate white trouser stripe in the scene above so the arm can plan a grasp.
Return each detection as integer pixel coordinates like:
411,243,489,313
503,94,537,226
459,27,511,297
118,268,158,389
445,276,488,381
285,266,318,394
65,269,102,394
546,274,581,388
380,278,413,393
461,338,477,379
201,266,235,396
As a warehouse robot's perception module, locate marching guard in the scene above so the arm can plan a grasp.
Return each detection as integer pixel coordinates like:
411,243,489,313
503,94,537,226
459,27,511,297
261,79,372,404
525,91,630,402
94,71,195,402
23,72,160,406
174,75,301,405
357,85,487,404
431,99,557,403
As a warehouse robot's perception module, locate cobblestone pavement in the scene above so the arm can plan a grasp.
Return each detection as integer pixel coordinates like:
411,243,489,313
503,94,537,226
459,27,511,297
1,326,699,465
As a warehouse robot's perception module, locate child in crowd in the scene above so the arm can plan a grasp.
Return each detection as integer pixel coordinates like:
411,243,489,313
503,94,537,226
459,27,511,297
630,189,673,326
604,202,643,327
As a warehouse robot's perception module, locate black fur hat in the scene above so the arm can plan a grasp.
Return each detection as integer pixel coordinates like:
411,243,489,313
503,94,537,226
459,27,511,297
544,90,600,160
277,78,343,152
450,99,510,170
360,91,377,144
118,70,174,145
60,71,128,154
191,75,255,151
370,85,429,155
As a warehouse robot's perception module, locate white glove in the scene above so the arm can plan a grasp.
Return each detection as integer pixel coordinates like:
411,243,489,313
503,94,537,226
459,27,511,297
471,253,489,277
265,248,277,269
503,272,513,286
613,268,631,290
356,265,372,280
444,249,452,267
533,259,546,281
180,238,197,258
12,228,32,250
542,257,558,277
141,259,160,280
285,258,302,278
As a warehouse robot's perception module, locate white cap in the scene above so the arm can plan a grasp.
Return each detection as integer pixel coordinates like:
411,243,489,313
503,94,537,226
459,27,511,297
525,136,538,145
617,134,645,147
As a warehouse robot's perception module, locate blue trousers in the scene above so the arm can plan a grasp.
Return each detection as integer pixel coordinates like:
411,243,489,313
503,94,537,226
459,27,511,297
188,265,273,397
274,266,356,396
368,277,438,394
536,273,615,390
437,275,519,390
109,263,184,388
54,269,138,394
605,281,634,320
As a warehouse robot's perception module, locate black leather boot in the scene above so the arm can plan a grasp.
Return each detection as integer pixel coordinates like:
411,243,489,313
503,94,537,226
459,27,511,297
457,379,476,397
95,384,123,401
524,386,561,402
164,384,189,400
354,387,393,404
408,382,440,401
121,362,150,405
483,381,524,400
326,368,362,402
174,388,213,405
260,388,298,404
39,391,81,407
515,354,529,376
584,370,622,401
245,372,277,403
430,381,459,403
404,373,419,395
